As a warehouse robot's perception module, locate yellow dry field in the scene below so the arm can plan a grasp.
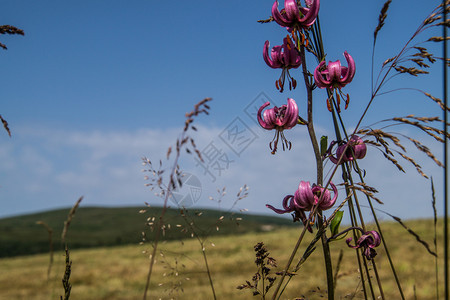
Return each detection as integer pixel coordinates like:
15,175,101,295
0,219,445,299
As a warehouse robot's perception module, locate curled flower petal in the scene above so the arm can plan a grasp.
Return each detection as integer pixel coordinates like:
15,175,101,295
272,0,320,30
341,51,356,85
263,38,300,69
350,135,367,159
346,230,381,260
294,181,315,210
318,182,338,210
294,181,337,211
263,41,283,69
263,37,301,92
313,61,329,88
314,51,356,90
266,195,295,214
257,98,299,153
298,0,320,27
271,0,299,28
257,102,275,130
283,98,299,129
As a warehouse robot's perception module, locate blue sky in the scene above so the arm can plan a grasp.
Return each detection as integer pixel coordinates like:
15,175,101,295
0,0,447,221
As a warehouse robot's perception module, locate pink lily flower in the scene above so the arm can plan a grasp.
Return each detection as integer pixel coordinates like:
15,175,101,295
263,36,301,92
346,230,381,260
266,179,337,231
294,181,338,211
258,98,299,154
314,51,356,111
328,135,367,164
271,0,320,31
329,227,381,260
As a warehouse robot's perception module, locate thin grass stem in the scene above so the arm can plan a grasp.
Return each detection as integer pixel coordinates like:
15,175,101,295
442,1,448,298
201,245,217,300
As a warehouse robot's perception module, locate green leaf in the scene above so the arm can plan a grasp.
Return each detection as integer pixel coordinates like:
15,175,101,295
320,136,328,156
330,211,344,237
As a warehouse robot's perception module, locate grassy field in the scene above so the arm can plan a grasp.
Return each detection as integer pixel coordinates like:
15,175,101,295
0,217,445,299
0,206,295,257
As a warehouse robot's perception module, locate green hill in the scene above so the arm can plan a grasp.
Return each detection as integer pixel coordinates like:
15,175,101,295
0,206,295,257
0,218,443,299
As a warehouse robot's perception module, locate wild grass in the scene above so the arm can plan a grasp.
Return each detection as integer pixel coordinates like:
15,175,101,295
0,206,294,257
0,218,444,299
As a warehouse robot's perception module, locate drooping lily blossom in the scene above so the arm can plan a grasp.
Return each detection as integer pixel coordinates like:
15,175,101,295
266,179,337,231
271,0,320,31
314,51,356,89
328,135,367,165
258,98,299,154
263,36,301,92
346,230,381,260
314,51,356,111
294,181,338,211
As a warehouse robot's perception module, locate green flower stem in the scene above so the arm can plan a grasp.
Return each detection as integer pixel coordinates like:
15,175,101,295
333,98,404,298
299,43,334,300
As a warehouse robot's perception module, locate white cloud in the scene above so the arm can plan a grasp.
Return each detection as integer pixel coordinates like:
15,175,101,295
0,123,445,223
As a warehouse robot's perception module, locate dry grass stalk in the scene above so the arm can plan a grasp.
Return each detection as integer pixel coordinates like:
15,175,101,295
407,137,443,167
36,221,54,281
397,152,428,178
388,214,437,257
0,115,11,137
430,178,440,299
413,47,436,64
382,152,405,173
143,98,213,300
359,122,445,178
394,65,429,76
410,58,430,68
60,246,72,300
0,25,24,36
61,196,83,243
382,56,396,67
333,249,344,292
427,36,450,42
0,24,24,50
362,129,406,152
257,16,274,24
347,183,383,205
423,92,450,112
424,13,441,25
327,192,353,223
374,0,392,41
392,116,448,142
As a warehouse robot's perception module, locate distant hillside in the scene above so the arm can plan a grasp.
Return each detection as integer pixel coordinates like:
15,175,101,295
0,206,295,257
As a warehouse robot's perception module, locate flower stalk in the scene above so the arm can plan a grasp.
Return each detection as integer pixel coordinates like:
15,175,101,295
299,42,334,299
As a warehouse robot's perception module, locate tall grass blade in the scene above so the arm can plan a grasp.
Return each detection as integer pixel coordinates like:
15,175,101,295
386,213,437,257
60,246,72,300
61,196,83,244
431,177,440,299
442,0,448,298
36,221,54,281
